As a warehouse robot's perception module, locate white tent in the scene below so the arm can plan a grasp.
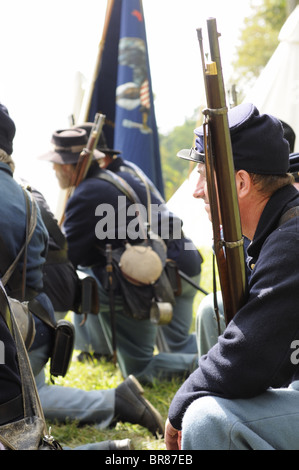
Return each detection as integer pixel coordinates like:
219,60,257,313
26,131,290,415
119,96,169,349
243,5,299,151
167,168,213,248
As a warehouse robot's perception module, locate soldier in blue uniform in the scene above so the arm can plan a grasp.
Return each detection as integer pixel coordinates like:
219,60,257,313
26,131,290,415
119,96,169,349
73,123,203,358
165,103,299,450
0,103,54,376
0,104,164,449
40,128,199,385
194,123,296,358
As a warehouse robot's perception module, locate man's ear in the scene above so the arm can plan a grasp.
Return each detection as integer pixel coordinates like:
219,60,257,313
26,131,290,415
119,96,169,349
235,170,251,199
61,164,75,176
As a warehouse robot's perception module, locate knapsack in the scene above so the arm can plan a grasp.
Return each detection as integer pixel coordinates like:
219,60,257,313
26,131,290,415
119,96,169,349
95,169,177,323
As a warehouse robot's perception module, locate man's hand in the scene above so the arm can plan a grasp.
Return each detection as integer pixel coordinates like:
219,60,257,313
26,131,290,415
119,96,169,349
165,418,181,450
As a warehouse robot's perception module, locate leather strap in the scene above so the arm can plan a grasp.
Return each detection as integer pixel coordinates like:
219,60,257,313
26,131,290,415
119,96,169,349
119,161,165,203
96,169,141,205
0,284,13,335
1,188,37,293
278,206,299,227
96,169,148,239
28,298,57,330
0,394,23,425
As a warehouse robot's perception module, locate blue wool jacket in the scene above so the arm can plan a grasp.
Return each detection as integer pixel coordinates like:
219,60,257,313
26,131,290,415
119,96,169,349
0,164,55,350
0,163,53,405
0,163,48,291
64,163,135,273
64,162,202,278
168,184,299,430
107,157,203,278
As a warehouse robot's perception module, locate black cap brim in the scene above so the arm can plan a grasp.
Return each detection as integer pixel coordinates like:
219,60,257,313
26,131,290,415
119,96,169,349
177,148,205,163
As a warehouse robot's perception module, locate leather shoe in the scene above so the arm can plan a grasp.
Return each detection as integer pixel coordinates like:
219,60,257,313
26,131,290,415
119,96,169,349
108,439,134,450
114,375,164,437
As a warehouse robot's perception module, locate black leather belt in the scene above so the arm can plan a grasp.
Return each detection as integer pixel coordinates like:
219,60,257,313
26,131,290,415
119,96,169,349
0,394,23,425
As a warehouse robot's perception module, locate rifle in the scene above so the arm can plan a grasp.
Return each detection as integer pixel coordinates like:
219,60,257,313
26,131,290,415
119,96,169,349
105,244,117,366
196,18,247,325
58,113,106,226
178,270,209,296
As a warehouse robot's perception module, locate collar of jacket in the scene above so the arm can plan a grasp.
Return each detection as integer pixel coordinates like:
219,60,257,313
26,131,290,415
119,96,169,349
106,156,124,173
248,184,299,263
84,161,105,179
0,161,13,177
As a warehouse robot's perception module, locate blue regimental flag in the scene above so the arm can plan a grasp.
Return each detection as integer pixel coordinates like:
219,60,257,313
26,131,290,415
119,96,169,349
85,0,164,197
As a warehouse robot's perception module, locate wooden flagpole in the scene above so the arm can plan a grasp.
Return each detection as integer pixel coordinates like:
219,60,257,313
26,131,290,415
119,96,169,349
80,0,115,122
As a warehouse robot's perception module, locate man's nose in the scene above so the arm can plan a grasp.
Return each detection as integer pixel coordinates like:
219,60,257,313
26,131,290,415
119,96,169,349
193,178,205,199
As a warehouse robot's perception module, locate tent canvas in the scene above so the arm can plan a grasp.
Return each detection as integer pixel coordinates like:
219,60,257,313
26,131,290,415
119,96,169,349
243,5,299,151
167,168,213,248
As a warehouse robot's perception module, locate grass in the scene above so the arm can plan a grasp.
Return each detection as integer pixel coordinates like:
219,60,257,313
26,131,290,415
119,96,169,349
45,246,215,450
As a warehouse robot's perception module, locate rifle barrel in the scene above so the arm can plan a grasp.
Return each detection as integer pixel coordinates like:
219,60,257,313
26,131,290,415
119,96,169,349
197,19,247,323
58,113,106,226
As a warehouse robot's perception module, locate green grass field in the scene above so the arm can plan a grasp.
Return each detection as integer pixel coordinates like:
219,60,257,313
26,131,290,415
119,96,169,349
45,246,215,450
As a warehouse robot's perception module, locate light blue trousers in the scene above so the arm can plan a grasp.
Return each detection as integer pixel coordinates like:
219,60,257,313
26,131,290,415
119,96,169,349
196,292,225,356
189,292,299,450
182,381,299,450
29,337,115,430
74,270,198,385
158,276,200,354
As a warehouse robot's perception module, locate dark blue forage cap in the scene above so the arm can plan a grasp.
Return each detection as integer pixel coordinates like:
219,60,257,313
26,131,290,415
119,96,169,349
39,128,88,164
0,103,16,155
178,103,290,175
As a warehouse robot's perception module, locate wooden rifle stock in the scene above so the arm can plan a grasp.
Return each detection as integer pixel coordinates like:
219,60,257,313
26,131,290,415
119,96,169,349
197,19,247,324
71,113,106,187
58,113,106,226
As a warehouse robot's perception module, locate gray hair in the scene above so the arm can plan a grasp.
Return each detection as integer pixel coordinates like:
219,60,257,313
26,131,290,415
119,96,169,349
0,149,15,173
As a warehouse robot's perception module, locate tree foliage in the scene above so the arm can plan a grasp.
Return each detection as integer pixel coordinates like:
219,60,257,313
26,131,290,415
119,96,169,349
159,110,199,201
231,0,289,89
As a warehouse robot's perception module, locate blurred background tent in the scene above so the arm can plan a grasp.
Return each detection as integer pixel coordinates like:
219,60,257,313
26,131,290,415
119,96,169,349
166,167,213,248
243,5,299,151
